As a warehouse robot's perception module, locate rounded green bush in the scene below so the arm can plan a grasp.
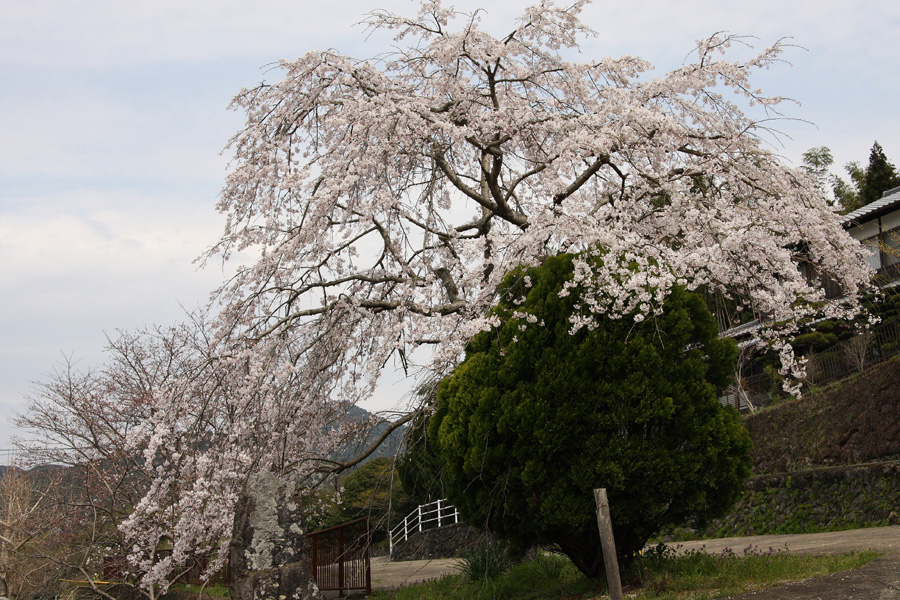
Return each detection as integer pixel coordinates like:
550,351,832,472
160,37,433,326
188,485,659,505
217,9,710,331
430,254,752,579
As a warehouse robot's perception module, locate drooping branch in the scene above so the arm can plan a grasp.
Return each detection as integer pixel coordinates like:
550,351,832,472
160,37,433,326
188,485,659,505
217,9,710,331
313,409,422,475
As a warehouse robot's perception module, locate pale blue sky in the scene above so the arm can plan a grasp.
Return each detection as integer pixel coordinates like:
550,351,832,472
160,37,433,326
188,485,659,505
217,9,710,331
1,0,898,447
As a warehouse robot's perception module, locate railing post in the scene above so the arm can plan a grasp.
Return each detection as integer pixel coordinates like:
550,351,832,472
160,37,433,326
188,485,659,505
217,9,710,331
338,526,345,597
390,499,460,555
311,534,319,587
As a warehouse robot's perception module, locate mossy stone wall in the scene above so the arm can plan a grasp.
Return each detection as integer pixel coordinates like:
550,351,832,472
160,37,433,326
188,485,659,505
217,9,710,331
391,522,492,561
670,461,900,540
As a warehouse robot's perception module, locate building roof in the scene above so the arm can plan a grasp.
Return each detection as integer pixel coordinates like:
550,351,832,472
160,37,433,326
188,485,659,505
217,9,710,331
842,186,900,227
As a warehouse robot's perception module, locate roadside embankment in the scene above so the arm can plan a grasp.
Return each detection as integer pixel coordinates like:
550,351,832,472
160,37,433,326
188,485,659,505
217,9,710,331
674,359,900,540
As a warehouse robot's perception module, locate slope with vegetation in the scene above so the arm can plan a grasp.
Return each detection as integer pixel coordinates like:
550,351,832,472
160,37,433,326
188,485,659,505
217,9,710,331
747,358,900,474
670,357,900,540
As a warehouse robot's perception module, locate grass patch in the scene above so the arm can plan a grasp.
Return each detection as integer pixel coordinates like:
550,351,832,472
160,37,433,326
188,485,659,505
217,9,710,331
373,553,597,600
456,540,514,582
628,544,878,599
372,545,880,600
166,583,231,598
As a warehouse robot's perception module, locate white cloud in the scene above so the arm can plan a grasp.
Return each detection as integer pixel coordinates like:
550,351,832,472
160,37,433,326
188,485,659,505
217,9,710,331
2,0,404,68
0,73,237,184
4,0,899,71
0,188,230,446
1,192,215,270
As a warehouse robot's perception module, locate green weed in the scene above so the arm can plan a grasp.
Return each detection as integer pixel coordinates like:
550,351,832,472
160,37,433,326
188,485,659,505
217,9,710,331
456,541,514,582
373,544,880,600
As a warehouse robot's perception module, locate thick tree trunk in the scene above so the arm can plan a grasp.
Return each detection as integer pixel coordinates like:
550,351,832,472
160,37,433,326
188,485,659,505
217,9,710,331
556,534,605,580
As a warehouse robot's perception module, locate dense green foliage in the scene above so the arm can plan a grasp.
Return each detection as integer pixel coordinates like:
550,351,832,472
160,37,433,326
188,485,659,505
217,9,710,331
339,458,414,538
307,458,414,541
429,254,751,578
858,142,900,207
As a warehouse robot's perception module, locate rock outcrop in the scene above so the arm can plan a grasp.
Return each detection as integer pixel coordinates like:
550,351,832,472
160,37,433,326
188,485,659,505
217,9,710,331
230,471,323,600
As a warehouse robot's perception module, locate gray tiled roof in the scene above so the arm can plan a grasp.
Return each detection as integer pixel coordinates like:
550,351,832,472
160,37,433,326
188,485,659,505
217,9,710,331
842,186,900,226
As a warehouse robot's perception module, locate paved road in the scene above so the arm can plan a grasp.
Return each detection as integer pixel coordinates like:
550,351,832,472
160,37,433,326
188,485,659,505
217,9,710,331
372,525,900,597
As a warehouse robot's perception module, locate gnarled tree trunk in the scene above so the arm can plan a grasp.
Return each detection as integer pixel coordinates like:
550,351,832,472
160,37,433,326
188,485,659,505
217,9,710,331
230,471,323,600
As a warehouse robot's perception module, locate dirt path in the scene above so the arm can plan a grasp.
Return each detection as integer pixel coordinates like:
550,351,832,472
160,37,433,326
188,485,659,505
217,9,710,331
719,556,900,599
683,526,900,599
370,555,458,591
372,525,900,596
676,524,900,556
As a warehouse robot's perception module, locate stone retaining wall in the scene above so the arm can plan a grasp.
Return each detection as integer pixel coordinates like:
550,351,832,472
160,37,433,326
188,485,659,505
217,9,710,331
390,522,492,561
670,460,900,540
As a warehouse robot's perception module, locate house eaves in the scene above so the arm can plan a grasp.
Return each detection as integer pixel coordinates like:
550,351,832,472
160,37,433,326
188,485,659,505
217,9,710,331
842,185,900,227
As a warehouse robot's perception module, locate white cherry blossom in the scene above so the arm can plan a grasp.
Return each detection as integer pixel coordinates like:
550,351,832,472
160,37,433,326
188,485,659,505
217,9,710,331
122,0,872,587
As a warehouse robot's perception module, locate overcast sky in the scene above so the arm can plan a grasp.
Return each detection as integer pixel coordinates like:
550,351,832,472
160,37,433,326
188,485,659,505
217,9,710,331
1,0,898,449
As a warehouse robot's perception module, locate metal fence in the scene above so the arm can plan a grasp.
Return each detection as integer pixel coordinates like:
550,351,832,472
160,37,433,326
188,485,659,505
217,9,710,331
722,318,900,412
307,517,371,597
389,498,459,555
804,319,899,387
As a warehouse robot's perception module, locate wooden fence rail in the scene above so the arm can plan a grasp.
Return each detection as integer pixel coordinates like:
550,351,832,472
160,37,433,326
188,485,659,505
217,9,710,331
307,516,371,596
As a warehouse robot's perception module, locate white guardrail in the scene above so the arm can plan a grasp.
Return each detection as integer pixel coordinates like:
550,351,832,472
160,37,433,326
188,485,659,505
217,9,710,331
389,498,459,555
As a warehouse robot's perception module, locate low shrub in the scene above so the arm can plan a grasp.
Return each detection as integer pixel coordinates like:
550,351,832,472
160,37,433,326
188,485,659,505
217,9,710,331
456,540,513,582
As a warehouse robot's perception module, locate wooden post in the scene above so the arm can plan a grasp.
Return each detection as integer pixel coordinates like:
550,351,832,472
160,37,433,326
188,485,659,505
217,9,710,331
593,488,624,600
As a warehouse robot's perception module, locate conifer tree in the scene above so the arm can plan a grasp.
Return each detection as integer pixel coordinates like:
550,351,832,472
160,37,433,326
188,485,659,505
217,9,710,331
430,254,751,579
827,141,900,212
859,142,900,206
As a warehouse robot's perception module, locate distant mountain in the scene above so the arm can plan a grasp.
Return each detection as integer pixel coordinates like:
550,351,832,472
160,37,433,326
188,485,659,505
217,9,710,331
0,405,406,486
0,463,77,488
331,405,407,467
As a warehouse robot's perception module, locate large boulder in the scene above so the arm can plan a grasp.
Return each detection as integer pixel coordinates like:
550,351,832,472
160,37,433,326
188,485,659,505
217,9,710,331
230,471,323,600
